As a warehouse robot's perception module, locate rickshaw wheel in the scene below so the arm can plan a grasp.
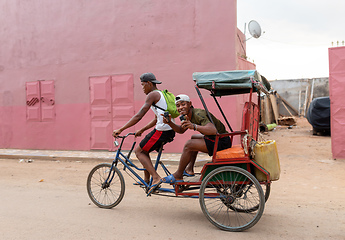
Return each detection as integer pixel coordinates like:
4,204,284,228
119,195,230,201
199,166,265,232
87,163,125,209
228,180,270,213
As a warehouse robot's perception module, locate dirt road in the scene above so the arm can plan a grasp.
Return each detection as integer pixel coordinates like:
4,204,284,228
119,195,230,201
0,118,344,239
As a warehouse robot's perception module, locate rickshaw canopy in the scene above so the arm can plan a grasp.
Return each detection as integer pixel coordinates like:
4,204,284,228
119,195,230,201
193,70,269,96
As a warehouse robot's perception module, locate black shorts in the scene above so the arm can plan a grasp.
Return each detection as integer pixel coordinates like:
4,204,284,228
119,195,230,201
139,129,175,153
204,136,232,156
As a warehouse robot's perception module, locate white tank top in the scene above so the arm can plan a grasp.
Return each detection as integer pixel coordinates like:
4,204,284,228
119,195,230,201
151,90,175,131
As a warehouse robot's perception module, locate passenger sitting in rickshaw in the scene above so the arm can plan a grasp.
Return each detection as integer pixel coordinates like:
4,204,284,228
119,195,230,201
161,94,232,183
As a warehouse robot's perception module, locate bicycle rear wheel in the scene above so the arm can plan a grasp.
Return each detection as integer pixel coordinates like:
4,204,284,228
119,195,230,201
87,163,125,209
199,166,264,231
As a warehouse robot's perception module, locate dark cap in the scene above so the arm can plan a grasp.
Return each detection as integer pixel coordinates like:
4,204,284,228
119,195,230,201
140,72,162,84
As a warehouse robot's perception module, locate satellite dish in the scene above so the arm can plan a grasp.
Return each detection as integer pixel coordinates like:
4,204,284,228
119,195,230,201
248,20,262,39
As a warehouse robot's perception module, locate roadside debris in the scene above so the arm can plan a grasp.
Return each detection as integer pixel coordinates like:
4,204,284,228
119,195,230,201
19,159,34,163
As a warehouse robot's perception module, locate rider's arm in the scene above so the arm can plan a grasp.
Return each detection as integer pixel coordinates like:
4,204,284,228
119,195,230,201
113,92,159,136
140,116,157,131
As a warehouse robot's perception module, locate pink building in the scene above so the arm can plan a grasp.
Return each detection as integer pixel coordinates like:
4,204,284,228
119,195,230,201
329,46,345,159
0,0,255,152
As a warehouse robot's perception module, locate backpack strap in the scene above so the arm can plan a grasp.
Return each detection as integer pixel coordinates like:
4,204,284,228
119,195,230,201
152,103,166,112
152,90,167,112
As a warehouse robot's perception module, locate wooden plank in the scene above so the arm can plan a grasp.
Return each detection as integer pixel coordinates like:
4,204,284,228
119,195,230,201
260,97,266,123
303,86,309,116
281,101,293,117
269,94,279,124
263,96,273,124
276,92,299,115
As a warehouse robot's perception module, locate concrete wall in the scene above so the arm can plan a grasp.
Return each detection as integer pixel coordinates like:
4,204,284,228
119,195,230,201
0,0,253,152
269,78,329,116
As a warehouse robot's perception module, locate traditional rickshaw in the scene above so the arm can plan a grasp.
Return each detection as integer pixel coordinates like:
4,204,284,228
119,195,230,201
87,70,280,232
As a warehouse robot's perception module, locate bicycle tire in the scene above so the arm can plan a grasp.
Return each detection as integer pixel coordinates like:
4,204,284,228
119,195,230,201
199,166,265,232
87,163,125,209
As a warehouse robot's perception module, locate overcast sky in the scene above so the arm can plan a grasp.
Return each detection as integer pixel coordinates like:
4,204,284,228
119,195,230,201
237,0,345,80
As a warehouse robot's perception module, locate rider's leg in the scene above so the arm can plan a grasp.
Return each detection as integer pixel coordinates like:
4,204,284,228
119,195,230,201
135,146,161,185
143,170,150,184
173,138,208,180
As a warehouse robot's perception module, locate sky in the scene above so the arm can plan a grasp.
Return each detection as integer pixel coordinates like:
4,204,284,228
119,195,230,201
237,0,345,80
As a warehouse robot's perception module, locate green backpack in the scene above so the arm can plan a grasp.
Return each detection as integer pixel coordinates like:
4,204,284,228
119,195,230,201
153,90,180,118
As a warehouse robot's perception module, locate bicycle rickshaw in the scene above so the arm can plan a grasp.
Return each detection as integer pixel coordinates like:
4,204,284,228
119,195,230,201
87,70,275,232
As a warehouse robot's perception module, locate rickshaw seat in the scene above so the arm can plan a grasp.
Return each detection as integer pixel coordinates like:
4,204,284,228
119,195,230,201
212,101,259,162
215,145,245,159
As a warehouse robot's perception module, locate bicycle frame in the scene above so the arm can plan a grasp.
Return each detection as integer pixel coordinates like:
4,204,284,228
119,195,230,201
104,133,175,193
102,133,262,199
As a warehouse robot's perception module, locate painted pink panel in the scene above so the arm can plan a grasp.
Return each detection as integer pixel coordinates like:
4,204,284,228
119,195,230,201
90,106,112,120
112,74,134,104
90,121,113,149
90,76,112,150
111,75,134,118
113,105,135,118
329,46,345,159
40,80,55,121
90,76,112,106
26,81,41,121
112,74,135,150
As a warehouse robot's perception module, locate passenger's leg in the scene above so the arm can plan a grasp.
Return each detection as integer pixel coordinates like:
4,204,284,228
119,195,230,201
135,146,161,185
185,134,204,175
173,138,208,180
184,151,197,175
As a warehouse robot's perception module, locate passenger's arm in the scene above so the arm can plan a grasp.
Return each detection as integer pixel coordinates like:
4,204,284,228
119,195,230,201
181,121,217,136
162,114,187,134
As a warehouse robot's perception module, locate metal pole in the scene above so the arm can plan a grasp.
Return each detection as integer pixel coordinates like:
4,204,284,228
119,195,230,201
194,85,217,131
211,94,233,132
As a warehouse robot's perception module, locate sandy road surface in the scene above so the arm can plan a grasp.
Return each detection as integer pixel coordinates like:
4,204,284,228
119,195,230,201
0,118,344,239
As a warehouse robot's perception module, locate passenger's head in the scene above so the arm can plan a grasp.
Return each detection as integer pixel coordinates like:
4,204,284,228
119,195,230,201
175,94,192,115
140,72,161,94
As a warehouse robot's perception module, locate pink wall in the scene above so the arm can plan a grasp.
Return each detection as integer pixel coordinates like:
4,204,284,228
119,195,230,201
0,0,255,152
329,47,345,159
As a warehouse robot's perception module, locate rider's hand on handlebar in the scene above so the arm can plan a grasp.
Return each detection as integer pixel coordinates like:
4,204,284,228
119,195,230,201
112,129,122,138
135,129,144,137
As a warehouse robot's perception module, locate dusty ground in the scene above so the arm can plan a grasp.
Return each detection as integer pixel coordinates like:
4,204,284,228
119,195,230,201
0,117,344,239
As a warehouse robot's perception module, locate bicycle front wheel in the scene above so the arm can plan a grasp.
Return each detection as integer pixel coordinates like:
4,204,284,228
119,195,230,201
87,163,125,209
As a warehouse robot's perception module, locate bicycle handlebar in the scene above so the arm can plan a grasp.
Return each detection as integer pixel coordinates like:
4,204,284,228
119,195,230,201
114,132,136,148
115,132,135,139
